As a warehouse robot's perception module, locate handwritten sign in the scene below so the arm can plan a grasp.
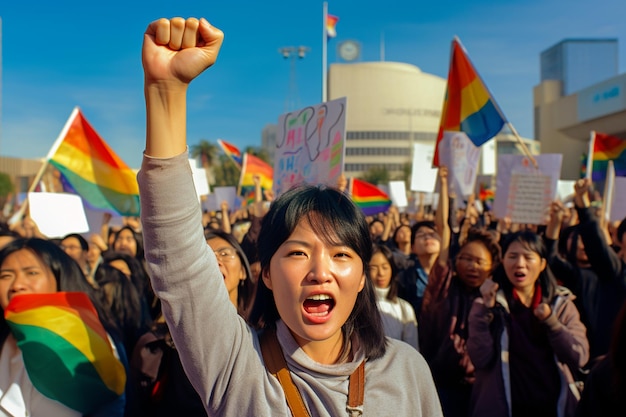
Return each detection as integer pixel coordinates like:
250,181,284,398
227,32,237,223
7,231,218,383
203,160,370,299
505,173,553,224
274,97,347,196
493,154,562,225
437,131,480,199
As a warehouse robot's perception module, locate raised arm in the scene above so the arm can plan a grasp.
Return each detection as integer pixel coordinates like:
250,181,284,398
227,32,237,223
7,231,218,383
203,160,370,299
143,17,224,158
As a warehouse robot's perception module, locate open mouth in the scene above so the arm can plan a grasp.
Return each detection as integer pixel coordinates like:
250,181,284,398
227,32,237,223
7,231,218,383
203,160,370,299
303,294,335,317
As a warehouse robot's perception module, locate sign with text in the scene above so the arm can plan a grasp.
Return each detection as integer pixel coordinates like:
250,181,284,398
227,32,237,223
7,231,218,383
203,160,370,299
493,154,562,225
274,97,347,196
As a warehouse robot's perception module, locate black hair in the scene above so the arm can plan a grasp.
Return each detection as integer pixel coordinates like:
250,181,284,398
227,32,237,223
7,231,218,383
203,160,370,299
371,244,399,301
204,229,255,318
249,184,387,360
94,263,143,354
61,233,89,252
410,220,437,246
493,230,558,303
0,238,120,345
459,228,502,274
617,217,626,244
112,225,144,261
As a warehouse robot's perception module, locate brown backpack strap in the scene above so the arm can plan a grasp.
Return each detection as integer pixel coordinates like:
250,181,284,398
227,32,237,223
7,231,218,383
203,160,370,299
260,328,311,417
347,359,365,409
259,328,366,416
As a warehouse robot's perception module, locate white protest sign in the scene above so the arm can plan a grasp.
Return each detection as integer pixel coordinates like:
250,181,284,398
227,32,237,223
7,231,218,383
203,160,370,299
437,131,480,199
189,159,210,199
29,192,89,238
610,177,626,222
388,181,408,208
493,154,562,225
410,143,438,192
204,186,238,212
556,180,576,202
274,97,347,196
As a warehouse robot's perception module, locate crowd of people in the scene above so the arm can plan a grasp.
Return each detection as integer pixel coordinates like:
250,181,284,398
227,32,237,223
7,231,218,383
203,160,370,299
0,15,624,417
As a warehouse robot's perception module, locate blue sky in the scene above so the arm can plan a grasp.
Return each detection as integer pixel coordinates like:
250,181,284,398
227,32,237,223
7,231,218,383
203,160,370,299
1,0,625,169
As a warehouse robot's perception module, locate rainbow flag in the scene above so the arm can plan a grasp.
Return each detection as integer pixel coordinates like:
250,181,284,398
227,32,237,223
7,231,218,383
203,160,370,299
433,37,506,166
238,153,274,202
587,131,626,181
350,178,392,216
478,182,495,203
326,14,339,39
47,107,140,216
4,292,126,414
217,138,243,169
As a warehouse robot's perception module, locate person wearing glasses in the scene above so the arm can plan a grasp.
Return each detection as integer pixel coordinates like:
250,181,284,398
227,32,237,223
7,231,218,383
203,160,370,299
398,170,449,323
418,166,502,417
204,229,255,320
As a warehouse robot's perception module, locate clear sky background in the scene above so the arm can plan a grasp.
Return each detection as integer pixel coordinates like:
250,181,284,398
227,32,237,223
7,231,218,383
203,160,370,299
1,0,625,169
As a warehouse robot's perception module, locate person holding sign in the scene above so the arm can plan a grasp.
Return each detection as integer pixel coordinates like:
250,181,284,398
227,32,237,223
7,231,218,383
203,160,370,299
138,17,442,416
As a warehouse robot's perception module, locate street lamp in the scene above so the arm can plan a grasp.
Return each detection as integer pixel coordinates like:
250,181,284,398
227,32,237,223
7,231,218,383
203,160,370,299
279,46,310,112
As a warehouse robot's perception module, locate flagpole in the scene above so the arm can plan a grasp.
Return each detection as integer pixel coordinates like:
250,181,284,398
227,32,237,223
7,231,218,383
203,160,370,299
505,121,537,168
586,130,595,181
9,106,80,224
322,1,328,102
454,37,537,168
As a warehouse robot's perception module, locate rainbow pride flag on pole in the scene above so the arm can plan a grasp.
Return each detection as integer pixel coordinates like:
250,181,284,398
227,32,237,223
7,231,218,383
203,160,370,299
586,131,626,182
4,292,126,414
326,14,339,39
350,178,392,216
46,107,140,216
217,138,243,169
433,37,506,166
238,153,274,202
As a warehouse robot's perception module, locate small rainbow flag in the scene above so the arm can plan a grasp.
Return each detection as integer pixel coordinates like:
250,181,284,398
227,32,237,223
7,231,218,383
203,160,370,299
587,131,626,182
350,178,392,216
47,107,140,216
238,153,274,202
217,138,243,169
326,14,339,39
478,182,495,202
4,292,126,414
433,37,506,166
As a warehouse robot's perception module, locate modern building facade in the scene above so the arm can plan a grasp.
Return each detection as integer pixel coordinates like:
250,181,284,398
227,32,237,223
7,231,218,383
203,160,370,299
327,61,445,179
535,39,626,180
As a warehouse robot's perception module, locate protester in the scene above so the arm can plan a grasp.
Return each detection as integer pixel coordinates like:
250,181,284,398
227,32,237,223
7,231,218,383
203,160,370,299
420,222,502,416
0,237,126,416
94,263,144,358
545,178,626,363
204,229,256,320
369,244,418,350
137,17,442,416
575,299,626,416
59,233,92,283
398,169,448,322
467,230,589,417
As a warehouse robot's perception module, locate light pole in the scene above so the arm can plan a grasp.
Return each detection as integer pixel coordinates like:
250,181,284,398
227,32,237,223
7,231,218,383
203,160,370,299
279,46,310,112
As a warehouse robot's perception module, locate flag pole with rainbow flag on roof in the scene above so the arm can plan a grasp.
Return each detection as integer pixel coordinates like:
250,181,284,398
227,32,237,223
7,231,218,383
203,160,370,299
433,36,535,168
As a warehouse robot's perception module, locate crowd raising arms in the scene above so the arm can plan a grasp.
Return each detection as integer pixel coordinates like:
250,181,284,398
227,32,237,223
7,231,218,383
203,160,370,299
138,17,442,416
